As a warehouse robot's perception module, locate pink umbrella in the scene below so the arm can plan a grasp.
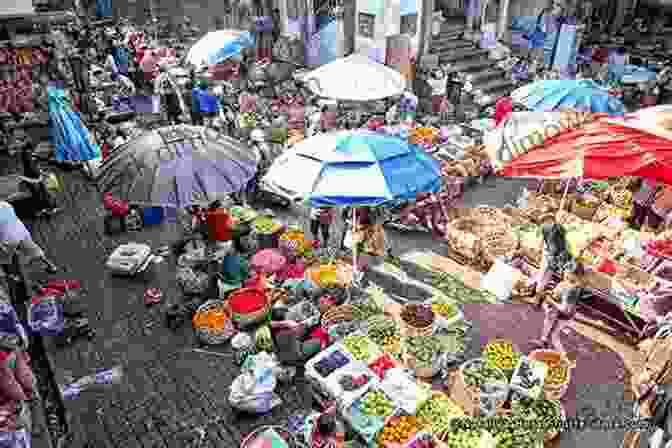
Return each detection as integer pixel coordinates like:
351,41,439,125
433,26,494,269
250,249,287,274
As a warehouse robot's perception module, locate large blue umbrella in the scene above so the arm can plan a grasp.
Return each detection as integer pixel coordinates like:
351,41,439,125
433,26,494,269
186,30,255,67
48,88,101,162
279,130,443,207
511,79,625,116
95,126,257,208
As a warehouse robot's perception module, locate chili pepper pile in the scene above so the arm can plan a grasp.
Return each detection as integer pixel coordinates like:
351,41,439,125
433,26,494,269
369,354,396,379
646,240,672,258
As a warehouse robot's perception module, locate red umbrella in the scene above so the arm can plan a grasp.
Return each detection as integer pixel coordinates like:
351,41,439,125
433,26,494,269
498,116,672,183
250,249,287,274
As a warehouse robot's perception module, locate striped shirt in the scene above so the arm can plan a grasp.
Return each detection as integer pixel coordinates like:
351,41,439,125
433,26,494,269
633,179,659,206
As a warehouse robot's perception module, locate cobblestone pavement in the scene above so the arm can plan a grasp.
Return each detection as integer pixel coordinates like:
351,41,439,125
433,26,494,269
14,162,645,448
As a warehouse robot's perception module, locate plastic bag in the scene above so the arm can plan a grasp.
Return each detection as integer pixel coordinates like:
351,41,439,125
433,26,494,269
229,352,282,413
28,294,64,336
480,259,516,302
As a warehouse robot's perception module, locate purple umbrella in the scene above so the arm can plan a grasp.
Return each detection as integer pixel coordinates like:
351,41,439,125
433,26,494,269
95,125,258,208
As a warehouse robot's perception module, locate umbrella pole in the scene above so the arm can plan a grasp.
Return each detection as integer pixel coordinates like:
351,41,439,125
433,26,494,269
556,177,577,219
352,208,358,286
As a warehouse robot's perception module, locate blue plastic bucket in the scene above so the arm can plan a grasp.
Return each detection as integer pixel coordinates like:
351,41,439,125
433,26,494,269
142,206,164,225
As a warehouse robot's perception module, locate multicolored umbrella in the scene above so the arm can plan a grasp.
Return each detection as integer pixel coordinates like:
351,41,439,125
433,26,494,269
511,79,625,116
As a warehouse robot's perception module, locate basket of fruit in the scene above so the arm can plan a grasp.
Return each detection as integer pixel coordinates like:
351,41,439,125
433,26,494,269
367,315,401,355
402,335,443,378
193,300,237,345
483,338,521,380
279,229,307,259
369,353,399,379
454,358,507,416
377,415,419,447
400,304,435,338
342,389,394,446
322,304,356,332
428,300,463,329
570,195,601,221
609,184,633,209
342,334,380,363
528,349,574,400
228,288,271,327
416,392,464,434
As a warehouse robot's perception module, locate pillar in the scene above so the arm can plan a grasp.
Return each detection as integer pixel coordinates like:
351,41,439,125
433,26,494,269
496,0,509,41
333,4,347,57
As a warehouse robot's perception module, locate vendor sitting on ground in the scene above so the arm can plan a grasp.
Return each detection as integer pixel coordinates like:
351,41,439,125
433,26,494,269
529,213,577,307
269,305,322,365
531,267,588,353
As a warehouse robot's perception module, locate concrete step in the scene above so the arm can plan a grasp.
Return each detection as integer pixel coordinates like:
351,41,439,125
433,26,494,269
430,39,474,52
438,47,490,62
442,57,496,72
463,68,505,84
479,77,515,94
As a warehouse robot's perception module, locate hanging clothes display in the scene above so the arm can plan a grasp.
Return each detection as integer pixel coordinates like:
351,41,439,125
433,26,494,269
96,0,112,17
48,88,101,162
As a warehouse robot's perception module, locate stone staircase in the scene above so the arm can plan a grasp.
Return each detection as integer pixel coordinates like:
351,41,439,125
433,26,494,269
430,20,515,107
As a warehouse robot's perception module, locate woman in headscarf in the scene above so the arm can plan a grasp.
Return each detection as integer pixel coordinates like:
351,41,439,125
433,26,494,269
528,213,577,307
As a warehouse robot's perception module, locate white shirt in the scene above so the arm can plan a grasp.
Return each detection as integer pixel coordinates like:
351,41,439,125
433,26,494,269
427,77,446,96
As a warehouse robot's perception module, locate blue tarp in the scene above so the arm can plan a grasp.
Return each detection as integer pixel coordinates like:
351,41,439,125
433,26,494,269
48,88,101,162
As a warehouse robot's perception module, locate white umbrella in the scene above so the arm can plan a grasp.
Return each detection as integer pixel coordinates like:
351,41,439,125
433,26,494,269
185,30,253,67
301,54,406,101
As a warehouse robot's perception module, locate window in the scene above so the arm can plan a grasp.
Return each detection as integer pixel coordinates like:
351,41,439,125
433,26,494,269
400,14,417,36
358,13,375,38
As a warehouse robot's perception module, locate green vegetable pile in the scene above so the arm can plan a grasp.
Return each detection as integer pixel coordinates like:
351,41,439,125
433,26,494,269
404,336,442,365
461,359,506,388
352,298,383,320
429,270,497,304
359,390,394,417
512,397,562,433
367,316,400,349
343,335,375,361
442,430,482,448
491,420,541,448
417,394,463,433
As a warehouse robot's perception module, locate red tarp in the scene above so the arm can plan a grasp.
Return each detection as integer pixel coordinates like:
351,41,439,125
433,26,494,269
498,117,672,183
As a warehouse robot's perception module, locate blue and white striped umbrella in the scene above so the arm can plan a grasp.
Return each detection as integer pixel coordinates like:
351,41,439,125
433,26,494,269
186,30,255,67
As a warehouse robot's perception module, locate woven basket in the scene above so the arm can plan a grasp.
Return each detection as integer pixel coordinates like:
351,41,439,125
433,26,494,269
571,197,600,221
321,304,356,331
609,185,633,208
453,358,507,416
528,349,574,400
482,228,517,261
399,304,434,338
483,338,520,379
193,300,237,345
229,289,271,327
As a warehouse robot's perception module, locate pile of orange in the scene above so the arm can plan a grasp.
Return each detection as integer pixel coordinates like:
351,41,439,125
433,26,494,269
193,308,229,330
377,415,418,446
